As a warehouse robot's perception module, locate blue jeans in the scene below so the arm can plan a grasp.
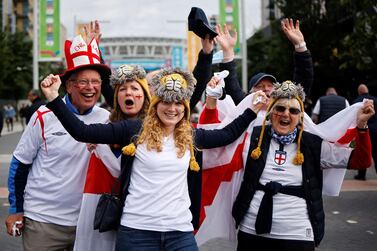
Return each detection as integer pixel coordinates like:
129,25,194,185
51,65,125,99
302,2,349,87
115,226,199,251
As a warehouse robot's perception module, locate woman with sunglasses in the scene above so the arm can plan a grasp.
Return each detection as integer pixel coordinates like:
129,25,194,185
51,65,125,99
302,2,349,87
232,81,374,251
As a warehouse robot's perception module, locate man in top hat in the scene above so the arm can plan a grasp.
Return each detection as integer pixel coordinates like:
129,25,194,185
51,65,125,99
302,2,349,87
5,35,111,251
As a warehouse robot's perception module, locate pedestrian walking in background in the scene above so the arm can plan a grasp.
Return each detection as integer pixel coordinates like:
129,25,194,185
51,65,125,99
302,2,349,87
24,89,46,124
353,84,377,180
4,104,16,131
311,87,349,124
18,103,28,131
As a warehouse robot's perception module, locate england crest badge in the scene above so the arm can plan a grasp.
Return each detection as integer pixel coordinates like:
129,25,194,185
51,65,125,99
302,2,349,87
274,150,287,165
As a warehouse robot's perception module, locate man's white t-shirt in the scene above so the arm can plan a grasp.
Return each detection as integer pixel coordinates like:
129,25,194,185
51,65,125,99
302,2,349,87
13,100,109,226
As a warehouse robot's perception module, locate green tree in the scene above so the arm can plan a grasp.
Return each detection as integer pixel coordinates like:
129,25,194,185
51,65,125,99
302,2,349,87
246,0,377,100
0,30,64,100
0,30,32,100
246,21,292,83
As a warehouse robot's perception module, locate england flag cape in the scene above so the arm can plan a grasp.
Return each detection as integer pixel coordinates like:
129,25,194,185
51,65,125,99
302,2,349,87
195,93,362,246
73,144,120,251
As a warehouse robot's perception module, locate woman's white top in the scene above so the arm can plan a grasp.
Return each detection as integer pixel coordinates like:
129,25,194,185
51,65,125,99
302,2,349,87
240,140,352,241
121,134,193,232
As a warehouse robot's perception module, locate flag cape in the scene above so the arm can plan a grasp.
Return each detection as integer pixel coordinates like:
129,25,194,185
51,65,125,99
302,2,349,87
196,94,362,246
73,145,120,251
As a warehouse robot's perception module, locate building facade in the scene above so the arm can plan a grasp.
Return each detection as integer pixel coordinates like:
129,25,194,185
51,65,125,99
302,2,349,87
100,36,187,71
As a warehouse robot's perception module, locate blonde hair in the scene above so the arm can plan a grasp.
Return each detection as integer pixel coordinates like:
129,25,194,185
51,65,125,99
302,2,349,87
136,104,193,158
122,67,200,171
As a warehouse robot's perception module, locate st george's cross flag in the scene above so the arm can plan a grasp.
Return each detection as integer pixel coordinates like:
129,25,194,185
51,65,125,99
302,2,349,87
73,144,120,251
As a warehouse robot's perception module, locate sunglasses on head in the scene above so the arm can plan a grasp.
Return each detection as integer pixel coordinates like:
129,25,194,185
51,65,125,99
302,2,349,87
273,105,301,115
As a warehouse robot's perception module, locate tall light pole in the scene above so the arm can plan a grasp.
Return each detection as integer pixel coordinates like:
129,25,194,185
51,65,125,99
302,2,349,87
240,0,248,92
33,0,39,90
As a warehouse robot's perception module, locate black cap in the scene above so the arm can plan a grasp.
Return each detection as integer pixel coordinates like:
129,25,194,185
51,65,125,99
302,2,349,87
188,7,218,39
248,72,277,91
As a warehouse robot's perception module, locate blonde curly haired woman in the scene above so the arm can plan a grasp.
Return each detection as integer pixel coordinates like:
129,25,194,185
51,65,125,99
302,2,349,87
41,68,265,250
73,64,151,251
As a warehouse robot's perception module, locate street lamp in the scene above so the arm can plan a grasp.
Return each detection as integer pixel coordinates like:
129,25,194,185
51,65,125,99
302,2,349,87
240,0,248,92
33,0,39,90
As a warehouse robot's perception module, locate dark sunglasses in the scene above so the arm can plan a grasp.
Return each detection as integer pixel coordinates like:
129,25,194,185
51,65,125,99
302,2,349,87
273,105,301,115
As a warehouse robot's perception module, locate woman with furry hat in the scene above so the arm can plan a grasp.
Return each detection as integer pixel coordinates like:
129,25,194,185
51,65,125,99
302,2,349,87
232,81,374,251
41,67,265,250
73,64,151,251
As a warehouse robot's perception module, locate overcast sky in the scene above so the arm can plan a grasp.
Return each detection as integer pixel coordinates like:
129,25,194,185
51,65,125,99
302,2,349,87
61,0,261,39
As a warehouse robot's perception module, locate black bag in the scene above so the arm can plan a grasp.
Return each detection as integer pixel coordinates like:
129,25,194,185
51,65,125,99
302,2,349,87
93,193,123,232
93,153,133,232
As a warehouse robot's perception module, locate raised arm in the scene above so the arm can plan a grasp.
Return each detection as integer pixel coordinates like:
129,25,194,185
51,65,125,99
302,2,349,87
83,20,114,107
191,35,215,110
195,91,267,148
199,76,223,124
281,18,314,97
348,100,375,169
216,24,245,105
83,20,102,44
41,75,140,145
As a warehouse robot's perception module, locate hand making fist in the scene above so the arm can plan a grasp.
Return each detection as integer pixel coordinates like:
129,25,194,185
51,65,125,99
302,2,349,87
40,74,61,101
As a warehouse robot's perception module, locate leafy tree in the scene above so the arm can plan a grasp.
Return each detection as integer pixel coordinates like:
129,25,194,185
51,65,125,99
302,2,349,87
0,30,32,100
245,0,377,101
246,21,292,84
0,30,64,100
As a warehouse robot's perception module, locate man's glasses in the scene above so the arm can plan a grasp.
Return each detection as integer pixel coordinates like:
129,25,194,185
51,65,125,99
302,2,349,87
273,105,301,115
70,79,102,87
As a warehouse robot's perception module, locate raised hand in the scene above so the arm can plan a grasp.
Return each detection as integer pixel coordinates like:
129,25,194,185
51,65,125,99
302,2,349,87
214,24,237,61
207,76,221,89
83,20,102,44
250,90,268,114
281,18,305,49
205,76,221,109
357,99,375,129
40,74,62,101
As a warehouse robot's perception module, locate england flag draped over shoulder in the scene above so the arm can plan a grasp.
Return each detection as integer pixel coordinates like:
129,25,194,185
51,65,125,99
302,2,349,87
74,145,120,251
195,93,362,246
